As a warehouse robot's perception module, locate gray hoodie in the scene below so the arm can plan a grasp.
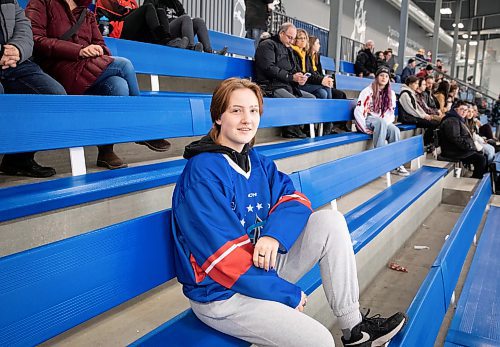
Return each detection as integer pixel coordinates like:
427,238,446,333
399,85,427,119
0,0,33,62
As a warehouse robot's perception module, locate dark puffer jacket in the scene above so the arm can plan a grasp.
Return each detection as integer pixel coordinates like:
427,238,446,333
0,0,33,62
254,35,301,96
354,48,377,77
26,0,113,94
439,109,477,159
244,0,273,30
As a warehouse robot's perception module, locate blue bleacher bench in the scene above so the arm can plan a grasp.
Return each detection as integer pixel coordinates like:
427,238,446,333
390,175,492,346
444,205,500,347
0,135,448,346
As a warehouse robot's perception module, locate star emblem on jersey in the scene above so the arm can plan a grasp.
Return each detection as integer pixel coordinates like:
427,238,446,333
256,203,263,210
246,204,254,212
240,219,246,226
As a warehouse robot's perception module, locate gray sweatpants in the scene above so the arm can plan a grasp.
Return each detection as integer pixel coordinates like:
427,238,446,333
190,210,362,347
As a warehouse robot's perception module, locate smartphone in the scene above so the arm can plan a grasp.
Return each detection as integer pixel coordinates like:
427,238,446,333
304,73,311,77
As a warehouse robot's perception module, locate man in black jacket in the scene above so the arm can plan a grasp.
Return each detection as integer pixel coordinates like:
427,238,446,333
439,100,487,178
254,22,315,138
354,40,377,78
244,0,274,45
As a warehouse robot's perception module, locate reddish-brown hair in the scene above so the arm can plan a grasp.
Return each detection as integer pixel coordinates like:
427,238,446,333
209,78,264,147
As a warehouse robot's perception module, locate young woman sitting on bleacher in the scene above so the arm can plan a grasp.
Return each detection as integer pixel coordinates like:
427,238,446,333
171,77,407,347
291,31,347,135
398,75,440,147
354,66,409,176
143,0,227,54
95,0,188,48
26,0,172,169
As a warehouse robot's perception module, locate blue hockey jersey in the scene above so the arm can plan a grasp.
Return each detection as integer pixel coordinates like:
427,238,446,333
172,143,313,309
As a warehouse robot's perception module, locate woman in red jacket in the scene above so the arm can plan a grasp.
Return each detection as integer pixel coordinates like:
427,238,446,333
26,0,171,169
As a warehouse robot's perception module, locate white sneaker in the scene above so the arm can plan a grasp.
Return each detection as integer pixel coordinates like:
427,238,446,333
392,165,410,177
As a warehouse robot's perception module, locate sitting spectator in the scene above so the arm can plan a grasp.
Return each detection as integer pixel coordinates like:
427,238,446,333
415,48,426,66
354,67,409,176
439,100,487,178
488,94,500,139
465,104,496,163
95,0,187,48
384,49,400,83
375,50,388,69
433,80,450,115
416,64,433,78
398,76,440,146
449,83,459,103
435,59,447,74
423,75,439,109
244,0,274,46
295,33,348,135
415,78,441,120
172,77,408,347
400,58,416,84
26,0,171,169
0,0,66,178
144,0,227,54
254,22,315,138
354,40,377,78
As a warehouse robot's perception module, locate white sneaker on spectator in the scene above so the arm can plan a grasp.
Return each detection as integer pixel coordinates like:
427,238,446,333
392,165,410,177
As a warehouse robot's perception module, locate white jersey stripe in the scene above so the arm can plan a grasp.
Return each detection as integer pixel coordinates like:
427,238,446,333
205,239,252,274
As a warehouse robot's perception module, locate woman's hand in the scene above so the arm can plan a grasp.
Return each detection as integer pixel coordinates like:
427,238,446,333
321,76,333,88
296,291,307,312
253,236,279,271
79,44,104,58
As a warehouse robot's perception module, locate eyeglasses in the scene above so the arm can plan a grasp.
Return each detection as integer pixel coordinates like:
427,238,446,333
296,37,307,41
281,32,295,41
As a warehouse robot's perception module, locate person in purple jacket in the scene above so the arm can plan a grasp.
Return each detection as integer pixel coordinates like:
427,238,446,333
171,78,407,347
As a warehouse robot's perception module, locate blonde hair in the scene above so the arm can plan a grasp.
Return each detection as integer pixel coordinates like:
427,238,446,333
209,78,264,147
295,29,310,51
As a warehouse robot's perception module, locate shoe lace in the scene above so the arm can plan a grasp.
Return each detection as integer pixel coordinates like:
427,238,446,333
362,309,384,327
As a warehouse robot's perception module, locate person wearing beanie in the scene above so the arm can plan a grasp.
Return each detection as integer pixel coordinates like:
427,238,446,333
400,58,416,84
416,64,434,78
354,67,410,176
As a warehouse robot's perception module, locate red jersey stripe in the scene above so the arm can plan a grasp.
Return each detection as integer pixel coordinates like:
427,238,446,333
269,191,313,214
206,241,255,288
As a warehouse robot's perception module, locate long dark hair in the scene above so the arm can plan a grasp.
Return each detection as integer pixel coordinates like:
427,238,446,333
435,80,450,100
308,35,320,65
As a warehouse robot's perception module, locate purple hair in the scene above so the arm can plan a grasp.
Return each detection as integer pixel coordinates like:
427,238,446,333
371,79,392,115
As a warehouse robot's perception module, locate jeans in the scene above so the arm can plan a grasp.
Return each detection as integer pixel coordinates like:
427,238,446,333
85,57,140,96
245,28,265,48
273,87,315,136
0,59,66,95
366,115,400,147
0,59,66,165
299,83,331,99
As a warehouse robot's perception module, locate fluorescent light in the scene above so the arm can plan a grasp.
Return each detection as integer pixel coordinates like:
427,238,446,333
452,23,464,29
440,8,452,15
469,41,478,46
462,34,469,39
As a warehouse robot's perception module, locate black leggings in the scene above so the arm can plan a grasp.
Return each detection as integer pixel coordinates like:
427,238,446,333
121,4,171,43
169,14,211,51
400,114,440,145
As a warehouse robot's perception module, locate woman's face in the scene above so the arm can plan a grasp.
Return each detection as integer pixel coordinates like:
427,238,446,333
216,88,260,152
295,33,308,49
312,39,320,53
377,73,390,87
377,52,384,60
409,80,419,92
418,81,427,93
465,108,474,119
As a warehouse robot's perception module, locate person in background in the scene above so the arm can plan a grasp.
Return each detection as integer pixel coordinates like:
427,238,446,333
145,0,227,54
415,77,442,120
0,0,66,178
433,80,450,115
254,22,315,139
375,50,389,70
95,0,187,48
435,59,448,74
354,40,377,78
26,0,171,169
292,33,348,135
439,100,487,178
398,76,440,147
244,0,274,46
416,64,433,79
423,75,439,109
172,77,408,347
400,58,416,84
465,104,496,163
384,49,400,83
354,66,409,176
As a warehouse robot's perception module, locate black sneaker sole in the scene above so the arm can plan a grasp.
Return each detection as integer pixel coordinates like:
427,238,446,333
135,141,171,152
96,160,128,170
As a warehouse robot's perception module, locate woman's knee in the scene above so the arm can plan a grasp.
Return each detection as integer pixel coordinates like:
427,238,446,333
309,210,349,240
314,88,328,99
111,56,134,72
100,76,129,96
192,17,206,26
